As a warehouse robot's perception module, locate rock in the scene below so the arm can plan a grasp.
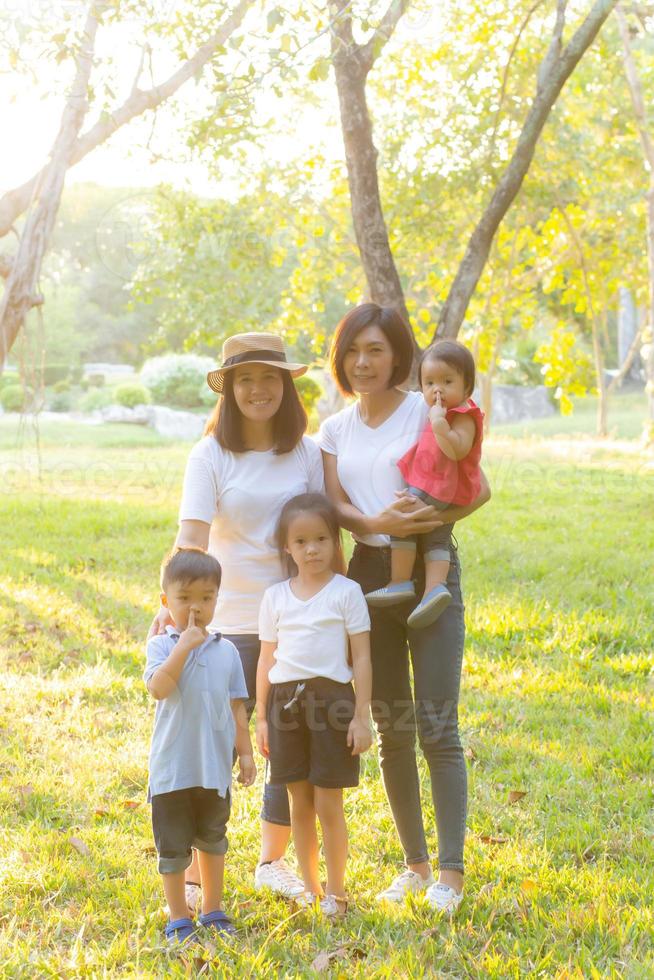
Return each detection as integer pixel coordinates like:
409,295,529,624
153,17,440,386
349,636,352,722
473,382,555,424
142,405,206,440
99,404,150,425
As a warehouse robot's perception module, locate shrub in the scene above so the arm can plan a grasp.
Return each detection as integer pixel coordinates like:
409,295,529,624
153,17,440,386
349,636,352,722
43,364,71,386
295,375,324,413
113,382,150,408
0,372,20,392
79,388,113,412
49,390,73,412
140,354,214,408
0,384,31,412
53,380,71,393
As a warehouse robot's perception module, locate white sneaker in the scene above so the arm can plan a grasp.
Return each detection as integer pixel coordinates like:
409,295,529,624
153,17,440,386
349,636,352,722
185,882,201,915
319,894,347,918
425,882,464,915
254,858,305,898
376,869,435,903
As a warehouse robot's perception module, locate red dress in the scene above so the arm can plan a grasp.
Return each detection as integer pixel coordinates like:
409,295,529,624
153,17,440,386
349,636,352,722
397,399,484,506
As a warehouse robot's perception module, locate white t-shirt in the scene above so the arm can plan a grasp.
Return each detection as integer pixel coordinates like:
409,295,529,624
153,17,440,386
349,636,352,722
318,391,428,547
258,573,370,684
179,435,324,634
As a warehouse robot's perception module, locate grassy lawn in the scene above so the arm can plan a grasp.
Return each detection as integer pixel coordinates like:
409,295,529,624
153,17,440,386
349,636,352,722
0,418,652,977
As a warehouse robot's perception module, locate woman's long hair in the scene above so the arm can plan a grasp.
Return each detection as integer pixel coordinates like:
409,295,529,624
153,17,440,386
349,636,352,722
204,369,307,454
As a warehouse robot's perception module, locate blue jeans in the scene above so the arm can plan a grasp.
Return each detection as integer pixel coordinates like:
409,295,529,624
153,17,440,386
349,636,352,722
347,543,467,871
224,633,291,827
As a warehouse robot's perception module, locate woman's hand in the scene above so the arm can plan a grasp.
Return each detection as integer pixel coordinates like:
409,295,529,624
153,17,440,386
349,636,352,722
237,754,257,786
255,718,269,759
148,605,174,640
374,493,444,539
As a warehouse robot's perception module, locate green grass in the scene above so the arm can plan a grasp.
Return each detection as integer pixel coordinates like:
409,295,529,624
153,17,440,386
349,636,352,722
1,421,653,977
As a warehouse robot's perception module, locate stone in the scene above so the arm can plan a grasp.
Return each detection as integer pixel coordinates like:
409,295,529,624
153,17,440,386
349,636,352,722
142,405,206,440
473,382,555,424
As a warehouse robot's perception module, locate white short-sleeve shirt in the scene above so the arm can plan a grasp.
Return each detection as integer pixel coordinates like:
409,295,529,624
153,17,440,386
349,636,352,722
179,435,324,634
318,391,428,547
258,573,370,684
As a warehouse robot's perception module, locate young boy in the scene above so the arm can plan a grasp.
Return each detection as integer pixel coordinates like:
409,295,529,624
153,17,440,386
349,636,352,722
144,548,256,946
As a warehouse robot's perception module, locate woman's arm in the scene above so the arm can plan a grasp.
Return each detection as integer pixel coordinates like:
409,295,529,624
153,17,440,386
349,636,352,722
435,467,491,526
255,640,277,759
322,450,445,539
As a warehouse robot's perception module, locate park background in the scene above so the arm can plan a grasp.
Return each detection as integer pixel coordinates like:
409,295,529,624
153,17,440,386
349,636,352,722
1,1,653,976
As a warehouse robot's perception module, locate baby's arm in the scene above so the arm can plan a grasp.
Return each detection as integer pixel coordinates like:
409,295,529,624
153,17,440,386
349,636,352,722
255,640,277,759
429,395,476,461
347,631,373,755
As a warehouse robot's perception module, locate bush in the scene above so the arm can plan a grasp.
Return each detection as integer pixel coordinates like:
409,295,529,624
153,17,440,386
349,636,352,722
43,364,71,386
79,388,114,412
49,390,73,412
0,384,31,412
140,354,215,408
53,379,71,394
295,375,324,413
0,372,20,392
113,382,150,408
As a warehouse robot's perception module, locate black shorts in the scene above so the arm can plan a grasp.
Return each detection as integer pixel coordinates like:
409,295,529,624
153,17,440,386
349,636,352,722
151,786,230,874
267,677,359,789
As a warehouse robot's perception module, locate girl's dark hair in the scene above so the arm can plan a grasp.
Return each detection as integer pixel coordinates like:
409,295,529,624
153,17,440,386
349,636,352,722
330,303,414,396
418,340,476,397
160,547,222,591
203,368,307,454
275,493,345,577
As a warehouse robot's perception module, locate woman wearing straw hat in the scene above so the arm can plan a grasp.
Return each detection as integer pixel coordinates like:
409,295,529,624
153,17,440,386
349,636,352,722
149,332,324,908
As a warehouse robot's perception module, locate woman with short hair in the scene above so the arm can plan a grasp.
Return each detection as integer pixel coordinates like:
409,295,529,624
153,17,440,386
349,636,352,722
319,303,490,914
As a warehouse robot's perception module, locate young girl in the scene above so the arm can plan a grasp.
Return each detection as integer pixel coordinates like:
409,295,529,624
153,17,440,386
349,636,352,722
366,340,484,631
255,493,372,916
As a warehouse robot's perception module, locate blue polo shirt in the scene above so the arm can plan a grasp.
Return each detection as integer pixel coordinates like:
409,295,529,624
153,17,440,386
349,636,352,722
143,626,248,801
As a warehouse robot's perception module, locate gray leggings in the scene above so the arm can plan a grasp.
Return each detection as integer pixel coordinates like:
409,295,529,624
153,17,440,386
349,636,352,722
347,542,467,871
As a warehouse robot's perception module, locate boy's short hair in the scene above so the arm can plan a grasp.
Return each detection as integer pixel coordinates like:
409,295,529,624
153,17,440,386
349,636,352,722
160,548,222,591
419,340,476,397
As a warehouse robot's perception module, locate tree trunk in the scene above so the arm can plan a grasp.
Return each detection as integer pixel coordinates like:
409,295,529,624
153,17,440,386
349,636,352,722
616,4,654,441
330,0,419,357
0,0,252,243
436,0,617,340
0,3,102,363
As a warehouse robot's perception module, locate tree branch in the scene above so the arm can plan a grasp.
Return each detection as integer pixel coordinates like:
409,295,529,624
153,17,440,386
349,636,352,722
360,0,409,73
0,0,253,239
436,0,617,339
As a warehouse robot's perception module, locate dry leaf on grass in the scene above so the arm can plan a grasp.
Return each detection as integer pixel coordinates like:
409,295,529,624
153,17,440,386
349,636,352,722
311,944,366,974
121,800,141,810
478,834,508,846
69,836,90,857
507,790,527,804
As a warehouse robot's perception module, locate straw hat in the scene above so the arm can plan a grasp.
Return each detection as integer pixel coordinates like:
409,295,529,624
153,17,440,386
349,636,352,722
207,332,308,394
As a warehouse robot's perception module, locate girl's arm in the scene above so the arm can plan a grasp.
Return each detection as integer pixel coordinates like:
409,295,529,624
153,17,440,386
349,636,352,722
148,520,211,639
429,398,476,461
255,640,277,759
231,699,256,785
322,450,444,539
347,631,373,755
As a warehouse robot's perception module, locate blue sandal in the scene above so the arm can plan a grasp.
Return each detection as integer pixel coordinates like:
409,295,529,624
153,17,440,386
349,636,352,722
199,909,237,936
165,916,197,946
407,585,452,629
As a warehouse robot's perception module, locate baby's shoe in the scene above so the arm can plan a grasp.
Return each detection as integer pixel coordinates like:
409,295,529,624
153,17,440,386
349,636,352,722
198,909,237,937
407,585,452,629
165,917,197,947
365,581,416,607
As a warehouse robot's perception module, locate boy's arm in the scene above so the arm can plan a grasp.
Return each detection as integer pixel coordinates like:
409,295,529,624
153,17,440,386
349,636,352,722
347,631,373,755
255,640,277,759
429,396,476,461
231,698,256,785
146,610,207,700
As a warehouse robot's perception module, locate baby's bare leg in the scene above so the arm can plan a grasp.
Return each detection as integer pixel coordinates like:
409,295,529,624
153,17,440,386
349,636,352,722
390,545,416,584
